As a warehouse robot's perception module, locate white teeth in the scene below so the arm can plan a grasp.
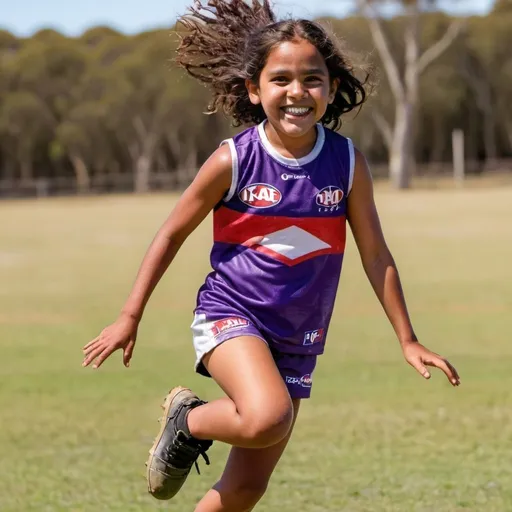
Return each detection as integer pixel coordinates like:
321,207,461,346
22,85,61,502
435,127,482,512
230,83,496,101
283,107,311,115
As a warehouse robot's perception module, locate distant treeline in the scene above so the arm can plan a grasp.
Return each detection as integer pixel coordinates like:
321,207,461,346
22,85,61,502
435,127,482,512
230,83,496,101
0,2,511,192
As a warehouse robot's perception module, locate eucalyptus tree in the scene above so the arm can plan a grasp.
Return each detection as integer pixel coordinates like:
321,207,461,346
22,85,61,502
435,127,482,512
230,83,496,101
356,0,463,187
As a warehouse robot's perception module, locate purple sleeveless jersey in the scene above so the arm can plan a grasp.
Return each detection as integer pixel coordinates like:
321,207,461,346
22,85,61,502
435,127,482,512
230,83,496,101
194,121,355,356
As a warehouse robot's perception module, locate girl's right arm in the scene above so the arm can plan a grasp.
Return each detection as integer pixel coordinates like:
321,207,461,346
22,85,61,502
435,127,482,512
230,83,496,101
82,145,233,369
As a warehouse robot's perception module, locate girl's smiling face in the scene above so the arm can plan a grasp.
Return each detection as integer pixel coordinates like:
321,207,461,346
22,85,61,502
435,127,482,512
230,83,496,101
247,38,338,144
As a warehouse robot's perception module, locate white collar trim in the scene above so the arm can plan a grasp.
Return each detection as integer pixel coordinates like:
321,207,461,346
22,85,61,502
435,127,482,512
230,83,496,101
257,121,325,167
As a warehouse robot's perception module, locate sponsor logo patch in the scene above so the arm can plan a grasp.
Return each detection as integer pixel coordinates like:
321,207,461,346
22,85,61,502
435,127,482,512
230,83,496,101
285,374,313,388
210,317,249,338
281,172,309,181
239,183,282,208
316,186,344,212
303,328,325,346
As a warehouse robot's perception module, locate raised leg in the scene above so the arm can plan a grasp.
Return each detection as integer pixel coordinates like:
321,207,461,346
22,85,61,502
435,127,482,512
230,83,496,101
194,399,300,512
188,336,295,449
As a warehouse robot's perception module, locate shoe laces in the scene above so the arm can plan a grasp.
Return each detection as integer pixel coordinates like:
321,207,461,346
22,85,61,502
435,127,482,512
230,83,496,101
165,433,211,474
165,399,212,474
194,445,211,475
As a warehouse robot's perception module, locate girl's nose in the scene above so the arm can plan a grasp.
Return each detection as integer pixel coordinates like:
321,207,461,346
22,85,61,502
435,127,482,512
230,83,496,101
288,80,306,99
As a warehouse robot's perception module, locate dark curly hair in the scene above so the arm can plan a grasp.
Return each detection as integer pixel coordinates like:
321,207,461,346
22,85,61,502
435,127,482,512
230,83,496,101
176,0,369,130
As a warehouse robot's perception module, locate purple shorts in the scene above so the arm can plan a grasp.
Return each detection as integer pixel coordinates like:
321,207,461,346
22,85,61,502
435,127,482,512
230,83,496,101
191,313,317,399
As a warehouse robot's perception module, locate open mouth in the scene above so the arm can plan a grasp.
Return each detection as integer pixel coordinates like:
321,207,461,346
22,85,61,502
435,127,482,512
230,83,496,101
281,106,314,118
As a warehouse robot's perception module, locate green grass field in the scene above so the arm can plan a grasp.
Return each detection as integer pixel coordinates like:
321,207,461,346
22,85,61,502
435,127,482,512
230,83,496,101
1,186,511,511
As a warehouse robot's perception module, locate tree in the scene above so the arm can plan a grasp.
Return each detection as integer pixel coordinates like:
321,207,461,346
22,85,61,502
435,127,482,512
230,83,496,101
0,30,20,52
418,65,464,163
53,102,114,192
106,31,205,193
462,13,512,162
0,92,55,183
14,37,89,120
90,35,135,66
1,18,511,191
106,52,169,193
492,0,512,14
80,26,123,47
357,0,463,188
162,77,222,186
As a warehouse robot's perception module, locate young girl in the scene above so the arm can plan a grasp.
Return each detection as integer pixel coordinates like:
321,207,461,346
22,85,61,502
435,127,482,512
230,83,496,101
82,1,460,510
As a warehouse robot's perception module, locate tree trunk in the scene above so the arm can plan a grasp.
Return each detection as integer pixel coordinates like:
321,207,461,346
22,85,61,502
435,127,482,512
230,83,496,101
483,109,497,165
185,148,199,183
131,117,158,194
390,102,413,189
166,131,182,168
134,154,151,193
70,153,90,193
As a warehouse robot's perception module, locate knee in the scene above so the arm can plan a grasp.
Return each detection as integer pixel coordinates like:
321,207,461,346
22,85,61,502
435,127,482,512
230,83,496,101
241,399,294,448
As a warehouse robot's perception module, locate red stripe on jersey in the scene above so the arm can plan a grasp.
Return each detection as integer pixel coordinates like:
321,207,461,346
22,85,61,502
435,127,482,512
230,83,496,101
214,205,346,266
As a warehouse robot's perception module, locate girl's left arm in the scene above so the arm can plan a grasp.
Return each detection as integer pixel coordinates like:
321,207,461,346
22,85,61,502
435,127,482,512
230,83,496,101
346,148,460,387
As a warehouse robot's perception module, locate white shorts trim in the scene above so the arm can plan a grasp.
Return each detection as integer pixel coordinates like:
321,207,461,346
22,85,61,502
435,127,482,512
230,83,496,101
191,313,267,372
191,313,215,370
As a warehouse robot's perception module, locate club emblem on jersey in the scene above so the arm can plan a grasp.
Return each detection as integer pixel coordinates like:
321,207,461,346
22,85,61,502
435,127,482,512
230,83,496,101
239,183,282,208
303,328,325,346
316,186,344,208
300,374,313,387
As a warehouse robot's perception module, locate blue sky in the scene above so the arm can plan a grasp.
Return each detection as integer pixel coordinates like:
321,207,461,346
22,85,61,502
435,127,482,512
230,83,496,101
2,0,494,37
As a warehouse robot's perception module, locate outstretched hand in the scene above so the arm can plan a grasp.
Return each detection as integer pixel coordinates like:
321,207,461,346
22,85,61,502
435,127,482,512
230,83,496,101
82,314,139,369
402,342,460,386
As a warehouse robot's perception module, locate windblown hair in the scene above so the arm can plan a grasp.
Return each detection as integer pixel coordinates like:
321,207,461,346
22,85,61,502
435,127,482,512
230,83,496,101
176,0,369,130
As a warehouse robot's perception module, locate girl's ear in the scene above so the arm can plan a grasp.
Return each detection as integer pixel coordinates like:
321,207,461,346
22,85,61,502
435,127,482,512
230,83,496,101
246,79,261,105
329,78,340,104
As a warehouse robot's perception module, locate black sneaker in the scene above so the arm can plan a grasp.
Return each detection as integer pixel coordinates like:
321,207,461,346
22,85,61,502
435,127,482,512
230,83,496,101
146,386,213,500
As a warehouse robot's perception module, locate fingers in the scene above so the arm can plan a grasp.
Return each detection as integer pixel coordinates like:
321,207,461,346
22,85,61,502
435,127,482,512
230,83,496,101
83,336,100,351
409,359,431,380
446,360,461,383
82,335,116,369
82,344,106,368
83,339,102,358
405,343,461,387
83,329,136,369
425,356,461,387
123,340,135,367
90,346,117,369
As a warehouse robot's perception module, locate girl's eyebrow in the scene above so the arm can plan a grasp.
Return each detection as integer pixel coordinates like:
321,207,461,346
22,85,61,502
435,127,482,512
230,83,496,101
267,68,327,76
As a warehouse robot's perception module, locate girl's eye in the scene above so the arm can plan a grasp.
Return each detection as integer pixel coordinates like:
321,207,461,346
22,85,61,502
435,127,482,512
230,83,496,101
305,76,322,82
271,77,288,83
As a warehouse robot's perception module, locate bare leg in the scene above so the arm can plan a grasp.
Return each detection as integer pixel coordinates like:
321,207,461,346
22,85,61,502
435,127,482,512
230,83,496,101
187,336,294,449
194,399,301,512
